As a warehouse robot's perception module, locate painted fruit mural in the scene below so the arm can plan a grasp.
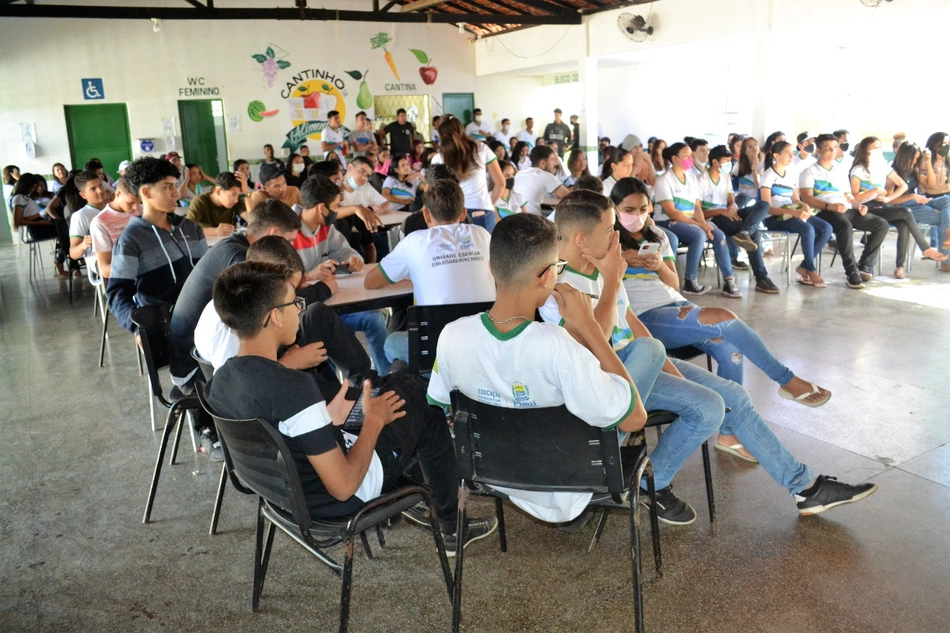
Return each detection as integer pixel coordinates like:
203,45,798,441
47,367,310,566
370,32,400,80
345,70,374,109
409,49,438,85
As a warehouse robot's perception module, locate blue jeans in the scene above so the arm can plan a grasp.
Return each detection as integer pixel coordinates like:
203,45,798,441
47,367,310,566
658,226,679,252
710,201,772,280
675,360,814,495
763,215,834,272
341,310,391,376
616,337,667,405
902,195,950,257
384,331,409,364
467,208,496,233
638,301,794,386
657,220,734,282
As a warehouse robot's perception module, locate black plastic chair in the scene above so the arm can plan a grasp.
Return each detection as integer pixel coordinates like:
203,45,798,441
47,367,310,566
407,301,495,375
190,347,232,536
196,386,455,632
450,391,661,633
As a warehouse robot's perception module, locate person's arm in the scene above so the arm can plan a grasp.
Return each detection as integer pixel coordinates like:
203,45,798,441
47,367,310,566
13,202,50,227
883,171,908,203
850,175,883,204
487,158,505,205
363,265,390,289
69,235,91,261
920,155,936,188
800,188,845,214
380,187,414,205
365,240,407,288
296,281,333,303
327,226,364,270
95,251,113,279
759,187,786,216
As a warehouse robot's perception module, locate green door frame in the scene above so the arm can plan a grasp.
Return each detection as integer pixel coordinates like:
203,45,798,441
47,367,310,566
442,93,474,126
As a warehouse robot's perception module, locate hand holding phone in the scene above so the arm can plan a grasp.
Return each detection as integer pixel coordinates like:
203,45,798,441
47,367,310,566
638,242,660,256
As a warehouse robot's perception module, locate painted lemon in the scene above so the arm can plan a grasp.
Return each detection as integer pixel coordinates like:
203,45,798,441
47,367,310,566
289,79,347,142
247,100,267,122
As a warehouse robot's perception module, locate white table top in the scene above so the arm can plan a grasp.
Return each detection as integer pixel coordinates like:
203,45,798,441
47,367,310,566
206,235,226,248
324,263,413,313
378,210,412,227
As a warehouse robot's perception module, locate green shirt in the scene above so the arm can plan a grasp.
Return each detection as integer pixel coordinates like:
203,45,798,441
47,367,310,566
185,192,245,228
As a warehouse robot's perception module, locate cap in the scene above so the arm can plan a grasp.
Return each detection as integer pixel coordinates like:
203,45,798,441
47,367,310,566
554,108,562,114
797,131,812,145
164,151,180,160
258,162,283,185
118,160,132,171
621,134,643,151
570,114,578,120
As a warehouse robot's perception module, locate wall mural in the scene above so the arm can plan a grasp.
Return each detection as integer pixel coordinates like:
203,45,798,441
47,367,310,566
247,100,279,122
252,44,291,89
370,32,400,80
409,49,438,85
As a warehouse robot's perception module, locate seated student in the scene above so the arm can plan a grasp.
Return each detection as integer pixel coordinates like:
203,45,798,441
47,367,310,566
542,191,876,521
169,198,311,385
83,158,116,192
205,261,497,553
848,136,947,278
10,173,70,277
294,175,391,376
381,154,426,211
654,143,741,298
249,163,302,210
340,156,392,231
233,159,256,192
90,177,141,279
107,157,208,332
600,148,634,198
698,145,779,294
426,213,656,524
310,160,377,262
67,170,110,268
889,141,950,265
185,172,248,237
760,142,833,287
512,145,570,216
494,160,528,221
793,132,817,176
195,236,373,400
364,179,496,365
799,134,889,290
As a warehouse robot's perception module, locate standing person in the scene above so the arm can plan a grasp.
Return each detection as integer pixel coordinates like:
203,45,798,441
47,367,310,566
262,144,285,171
284,153,307,188
90,178,141,279
349,111,378,158
381,155,426,211
654,142,741,298
760,142,833,287
431,116,504,232
542,109,572,157
382,109,416,156
889,142,950,266
185,172,248,238
321,110,348,167
563,149,591,189
848,137,947,278
10,173,69,276
494,118,512,147
799,134,888,290
517,117,538,148
569,114,580,151
464,108,492,141
513,145,570,217
50,163,69,194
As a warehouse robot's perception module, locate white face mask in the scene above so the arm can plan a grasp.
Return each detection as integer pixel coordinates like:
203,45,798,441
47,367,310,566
292,163,305,174
719,161,733,175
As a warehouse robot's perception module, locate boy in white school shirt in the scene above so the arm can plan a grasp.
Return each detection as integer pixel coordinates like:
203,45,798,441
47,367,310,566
464,108,492,141
364,179,495,365
68,170,110,267
513,145,570,216
321,110,348,167
517,117,538,148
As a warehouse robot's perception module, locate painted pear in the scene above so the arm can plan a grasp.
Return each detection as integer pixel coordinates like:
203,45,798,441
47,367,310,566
356,70,373,109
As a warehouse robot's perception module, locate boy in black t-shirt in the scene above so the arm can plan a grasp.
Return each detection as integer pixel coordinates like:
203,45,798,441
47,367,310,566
203,261,496,554
382,109,416,155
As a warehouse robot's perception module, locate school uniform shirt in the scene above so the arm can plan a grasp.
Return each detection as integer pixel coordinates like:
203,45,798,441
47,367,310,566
426,313,636,523
835,154,854,176
205,356,383,519
539,265,635,352
185,192,245,228
11,194,41,220
759,166,798,209
734,170,759,200
602,176,617,198
464,121,491,141
849,163,888,202
653,170,700,221
622,228,686,315
792,155,816,180
494,130,512,146
90,205,139,259
495,190,528,218
69,204,105,260
194,300,239,372
698,171,733,211
516,129,538,148
513,166,562,216
342,181,389,210
381,176,420,211
431,142,497,211
322,126,348,166
799,161,850,206
292,220,360,272
376,223,495,306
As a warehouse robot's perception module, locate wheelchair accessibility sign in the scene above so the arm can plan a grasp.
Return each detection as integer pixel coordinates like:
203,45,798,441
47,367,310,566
82,78,104,100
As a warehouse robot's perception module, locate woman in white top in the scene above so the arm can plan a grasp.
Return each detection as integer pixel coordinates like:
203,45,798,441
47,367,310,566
50,163,69,194
511,141,531,171
562,149,590,189
10,173,69,276
381,154,426,211
760,141,834,287
849,136,947,277
432,116,504,232
598,147,633,198
734,137,761,203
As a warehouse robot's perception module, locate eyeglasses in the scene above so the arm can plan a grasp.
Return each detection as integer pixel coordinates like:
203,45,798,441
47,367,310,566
538,260,567,278
263,296,306,327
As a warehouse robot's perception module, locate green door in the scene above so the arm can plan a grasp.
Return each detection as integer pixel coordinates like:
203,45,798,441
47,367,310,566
64,104,132,180
178,99,228,177
442,93,474,125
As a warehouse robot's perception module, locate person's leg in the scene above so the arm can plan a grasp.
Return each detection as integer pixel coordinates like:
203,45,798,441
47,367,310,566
817,210,858,274
657,225,679,252
870,205,944,266
926,195,950,255
661,221,707,283
708,226,736,279
739,200,771,234
850,210,889,272
766,216,815,271
675,361,815,495
615,337,666,405
808,215,834,256
384,331,409,365
340,310,392,376
467,209,496,233
298,302,373,381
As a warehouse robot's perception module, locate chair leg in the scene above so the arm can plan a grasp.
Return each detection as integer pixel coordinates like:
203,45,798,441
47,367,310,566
209,462,227,535
494,497,507,553
426,495,454,604
148,381,157,432
142,404,183,524
98,305,110,368
645,463,662,577
452,485,469,633
169,409,186,466
700,441,716,523
359,531,374,560
259,520,277,588
629,481,645,633
136,340,144,376
252,499,266,612
588,509,610,553
339,536,356,633
186,410,199,454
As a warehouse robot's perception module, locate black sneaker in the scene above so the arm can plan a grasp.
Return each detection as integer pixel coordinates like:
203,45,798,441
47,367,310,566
722,278,742,298
641,485,697,525
846,271,866,289
198,432,224,462
755,277,780,294
401,501,433,529
682,279,708,295
731,259,750,271
795,475,878,516
731,231,758,252
444,516,498,557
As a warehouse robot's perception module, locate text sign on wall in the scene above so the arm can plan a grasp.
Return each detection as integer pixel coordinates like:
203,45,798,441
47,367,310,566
179,77,220,97
540,72,579,86
82,78,104,100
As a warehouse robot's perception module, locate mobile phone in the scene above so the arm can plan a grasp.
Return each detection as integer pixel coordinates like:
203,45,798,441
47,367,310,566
335,263,354,275
638,242,660,256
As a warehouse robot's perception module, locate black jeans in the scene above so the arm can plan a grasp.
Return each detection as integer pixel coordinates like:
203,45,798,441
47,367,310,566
293,301,373,400
866,202,933,267
26,218,68,264
373,372,459,534
710,200,772,280
816,208,889,274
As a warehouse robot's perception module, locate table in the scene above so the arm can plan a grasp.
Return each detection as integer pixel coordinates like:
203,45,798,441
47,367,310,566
324,264,414,315
206,235,225,248
378,210,412,227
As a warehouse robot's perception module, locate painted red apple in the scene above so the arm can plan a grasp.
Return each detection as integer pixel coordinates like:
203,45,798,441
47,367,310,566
410,48,438,85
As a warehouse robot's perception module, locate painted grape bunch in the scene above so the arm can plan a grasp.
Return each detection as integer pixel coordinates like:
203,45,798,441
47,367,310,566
252,45,290,89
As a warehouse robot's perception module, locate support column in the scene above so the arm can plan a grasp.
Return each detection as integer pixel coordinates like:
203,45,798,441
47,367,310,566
578,25,599,170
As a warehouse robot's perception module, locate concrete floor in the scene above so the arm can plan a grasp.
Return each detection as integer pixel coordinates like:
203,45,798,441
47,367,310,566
2,238,949,633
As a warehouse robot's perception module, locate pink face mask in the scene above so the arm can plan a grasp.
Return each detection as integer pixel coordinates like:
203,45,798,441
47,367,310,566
680,157,695,170
619,212,646,233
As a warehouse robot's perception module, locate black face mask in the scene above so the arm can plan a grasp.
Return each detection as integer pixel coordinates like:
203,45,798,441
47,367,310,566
505,177,515,190
325,210,338,226
803,143,816,154
938,145,950,157
839,142,850,152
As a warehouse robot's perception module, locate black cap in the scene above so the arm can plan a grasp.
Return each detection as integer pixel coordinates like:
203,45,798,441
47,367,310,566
258,161,283,185
797,131,812,145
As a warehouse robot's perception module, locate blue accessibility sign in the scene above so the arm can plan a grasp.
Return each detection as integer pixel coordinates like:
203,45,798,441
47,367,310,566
82,78,104,100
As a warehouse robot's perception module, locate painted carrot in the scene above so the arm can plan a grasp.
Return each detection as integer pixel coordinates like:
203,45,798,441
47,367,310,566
370,32,400,80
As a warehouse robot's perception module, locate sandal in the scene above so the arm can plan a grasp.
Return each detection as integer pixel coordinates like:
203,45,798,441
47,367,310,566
795,275,814,286
778,381,832,408
715,442,759,464
894,267,906,279
810,271,827,288
921,248,948,262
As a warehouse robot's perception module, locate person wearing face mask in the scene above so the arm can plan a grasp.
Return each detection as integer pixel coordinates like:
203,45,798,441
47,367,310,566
493,160,528,220
793,132,817,178
494,118,512,147
654,142,741,297
284,153,308,188
512,145,571,217
833,129,853,173
464,108,492,142
849,136,947,278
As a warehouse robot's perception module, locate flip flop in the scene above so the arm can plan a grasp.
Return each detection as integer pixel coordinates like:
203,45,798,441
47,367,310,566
715,442,759,464
795,275,814,286
778,381,832,408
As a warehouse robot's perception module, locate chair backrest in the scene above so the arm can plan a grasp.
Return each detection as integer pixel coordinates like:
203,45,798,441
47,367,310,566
197,384,313,531
407,301,495,374
450,391,625,496
191,347,215,382
131,304,173,401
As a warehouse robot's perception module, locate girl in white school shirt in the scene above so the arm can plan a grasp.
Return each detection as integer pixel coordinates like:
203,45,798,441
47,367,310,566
599,147,634,198
735,137,761,203
381,154,426,211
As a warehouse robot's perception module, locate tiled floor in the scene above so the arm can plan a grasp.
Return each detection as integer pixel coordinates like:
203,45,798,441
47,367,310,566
1,237,948,632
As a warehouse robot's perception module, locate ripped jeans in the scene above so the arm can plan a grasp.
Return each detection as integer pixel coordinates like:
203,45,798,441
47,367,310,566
637,300,794,387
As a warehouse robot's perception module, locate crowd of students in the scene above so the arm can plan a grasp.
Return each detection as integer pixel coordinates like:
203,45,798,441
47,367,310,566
15,113,950,561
